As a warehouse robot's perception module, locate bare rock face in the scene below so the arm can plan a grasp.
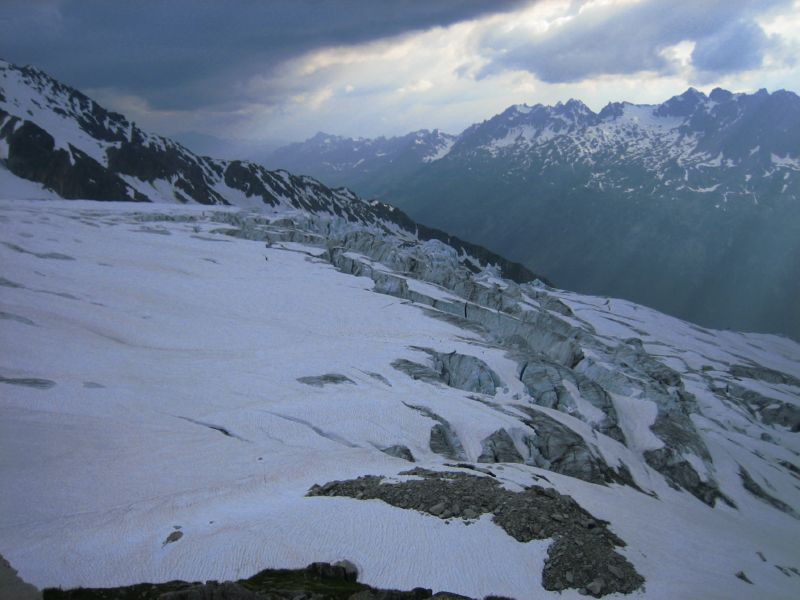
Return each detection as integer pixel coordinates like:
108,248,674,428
3,116,142,202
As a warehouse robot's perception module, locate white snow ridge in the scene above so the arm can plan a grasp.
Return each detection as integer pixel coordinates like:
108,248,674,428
1,198,799,600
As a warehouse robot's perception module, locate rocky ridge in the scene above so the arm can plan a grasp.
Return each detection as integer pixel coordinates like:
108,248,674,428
0,59,542,288
260,129,456,198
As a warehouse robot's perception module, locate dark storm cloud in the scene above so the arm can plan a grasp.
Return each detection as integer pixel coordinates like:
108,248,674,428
478,0,789,83
691,19,771,75
0,0,526,110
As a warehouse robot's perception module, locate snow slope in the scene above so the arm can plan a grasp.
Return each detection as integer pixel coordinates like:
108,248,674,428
1,199,798,599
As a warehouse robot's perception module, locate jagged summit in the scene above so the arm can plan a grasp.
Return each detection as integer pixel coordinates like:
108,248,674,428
655,86,708,117
275,85,798,171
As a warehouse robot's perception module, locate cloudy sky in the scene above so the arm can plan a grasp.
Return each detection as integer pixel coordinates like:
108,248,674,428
2,0,799,147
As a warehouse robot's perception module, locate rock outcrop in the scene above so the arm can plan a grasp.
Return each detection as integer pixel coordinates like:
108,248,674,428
308,469,645,597
42,560,469,600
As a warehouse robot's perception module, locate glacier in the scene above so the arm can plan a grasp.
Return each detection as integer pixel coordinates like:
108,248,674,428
0,56,799,600
0,198,798,599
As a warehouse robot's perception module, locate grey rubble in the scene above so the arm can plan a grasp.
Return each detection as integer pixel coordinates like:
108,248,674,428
308,468,645,597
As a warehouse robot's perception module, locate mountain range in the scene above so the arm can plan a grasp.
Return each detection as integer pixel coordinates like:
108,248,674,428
1,59,799,600
0,60,537,284
264,88,800,341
